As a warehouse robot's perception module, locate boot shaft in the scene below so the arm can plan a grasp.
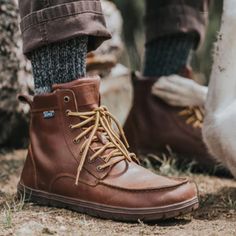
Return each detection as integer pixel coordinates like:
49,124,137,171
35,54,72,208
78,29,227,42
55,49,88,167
23,77,100,144
19,77,102,190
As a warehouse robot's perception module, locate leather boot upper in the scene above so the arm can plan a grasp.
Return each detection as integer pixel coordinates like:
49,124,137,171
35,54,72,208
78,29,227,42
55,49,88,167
19,77,198,208
124,72,217,171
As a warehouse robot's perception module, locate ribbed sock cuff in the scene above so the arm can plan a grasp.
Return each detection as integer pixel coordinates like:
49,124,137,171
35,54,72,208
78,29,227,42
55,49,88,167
143,33,195,77
29,36,88,95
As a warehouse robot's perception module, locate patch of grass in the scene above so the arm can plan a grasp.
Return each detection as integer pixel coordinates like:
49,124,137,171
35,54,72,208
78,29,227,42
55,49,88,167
140,146,196,177
139,145,230,178
223,193,236,209
199,187,236,213
1,190,26,229
200,194,217,208
3,202,13,228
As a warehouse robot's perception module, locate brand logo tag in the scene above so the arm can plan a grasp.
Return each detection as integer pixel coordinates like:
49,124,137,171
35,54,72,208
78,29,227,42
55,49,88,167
43,110,55,119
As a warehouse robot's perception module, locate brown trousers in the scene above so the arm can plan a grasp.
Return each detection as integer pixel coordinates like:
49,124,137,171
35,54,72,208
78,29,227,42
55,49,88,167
145,0,209,48
18,0,209,55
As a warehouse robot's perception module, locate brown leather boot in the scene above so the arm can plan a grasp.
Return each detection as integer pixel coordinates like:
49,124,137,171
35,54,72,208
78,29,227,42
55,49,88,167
17,77,199,222
124,72,218,172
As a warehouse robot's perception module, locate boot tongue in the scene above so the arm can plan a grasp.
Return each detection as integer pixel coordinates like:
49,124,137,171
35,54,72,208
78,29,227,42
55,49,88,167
52,76,100,110
53,76,130,176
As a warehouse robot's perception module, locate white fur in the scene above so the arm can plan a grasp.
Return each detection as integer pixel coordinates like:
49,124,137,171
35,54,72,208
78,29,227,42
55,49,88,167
152,75,207,107
152,0,236,177
203,0,236,178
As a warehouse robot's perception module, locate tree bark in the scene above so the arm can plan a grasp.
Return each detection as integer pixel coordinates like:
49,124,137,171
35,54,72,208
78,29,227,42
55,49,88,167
0,0,33,148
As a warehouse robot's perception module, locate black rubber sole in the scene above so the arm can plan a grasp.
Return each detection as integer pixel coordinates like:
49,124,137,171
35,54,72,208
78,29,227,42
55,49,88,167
17,183,199,222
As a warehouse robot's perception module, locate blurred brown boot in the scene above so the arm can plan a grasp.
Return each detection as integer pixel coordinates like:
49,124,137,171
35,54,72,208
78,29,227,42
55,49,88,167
17,77,199,222
124,71,218,172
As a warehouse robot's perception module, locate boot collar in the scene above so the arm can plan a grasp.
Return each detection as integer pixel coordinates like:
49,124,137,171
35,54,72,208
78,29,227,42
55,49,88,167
20,77,101,112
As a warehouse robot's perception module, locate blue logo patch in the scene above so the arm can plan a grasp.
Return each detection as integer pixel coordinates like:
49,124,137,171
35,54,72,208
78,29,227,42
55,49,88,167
43,110,55,119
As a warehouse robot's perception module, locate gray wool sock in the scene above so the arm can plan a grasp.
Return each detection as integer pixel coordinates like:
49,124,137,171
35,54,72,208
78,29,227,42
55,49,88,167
143,33,195,77
29,37,88,95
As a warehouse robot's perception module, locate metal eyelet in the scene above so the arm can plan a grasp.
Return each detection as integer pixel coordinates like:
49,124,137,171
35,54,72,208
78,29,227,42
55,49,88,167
96,166,103,172
73,139,77,144
66,109,71,116
69,124,73,130
64,96,70,103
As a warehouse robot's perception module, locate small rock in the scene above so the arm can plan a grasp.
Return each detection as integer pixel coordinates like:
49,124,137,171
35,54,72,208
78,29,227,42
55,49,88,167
14,221,44,236
59,225,67,231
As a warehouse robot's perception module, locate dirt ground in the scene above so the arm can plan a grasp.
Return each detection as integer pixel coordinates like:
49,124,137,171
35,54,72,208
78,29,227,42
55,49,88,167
0,150,236,236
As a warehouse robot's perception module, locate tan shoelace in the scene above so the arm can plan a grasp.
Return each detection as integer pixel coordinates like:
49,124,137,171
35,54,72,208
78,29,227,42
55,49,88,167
179,106,204,128
67,106,138,185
